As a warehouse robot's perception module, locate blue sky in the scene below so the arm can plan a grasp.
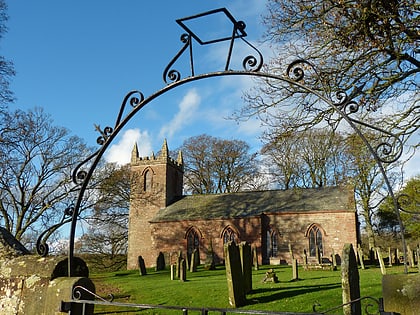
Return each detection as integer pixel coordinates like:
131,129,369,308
3,1,270,164
3,1,418,179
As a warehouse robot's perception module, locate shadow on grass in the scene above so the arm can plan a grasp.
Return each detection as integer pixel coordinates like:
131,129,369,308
247,282,341,305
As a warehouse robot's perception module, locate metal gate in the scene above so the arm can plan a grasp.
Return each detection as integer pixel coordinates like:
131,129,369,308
36,8,408,315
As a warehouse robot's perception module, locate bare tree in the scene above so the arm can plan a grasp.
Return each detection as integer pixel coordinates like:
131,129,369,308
240,0,419,150
261,128,349,189
178,134,265,194
76,163,130,270
0,108,90,244
0,0,15,108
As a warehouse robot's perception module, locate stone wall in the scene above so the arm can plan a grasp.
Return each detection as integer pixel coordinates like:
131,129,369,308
145,209,357,268
0,255,94,314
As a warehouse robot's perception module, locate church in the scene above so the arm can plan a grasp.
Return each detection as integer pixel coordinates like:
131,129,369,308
127,140,359,269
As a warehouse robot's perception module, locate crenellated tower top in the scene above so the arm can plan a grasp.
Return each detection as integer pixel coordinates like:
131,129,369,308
131,139,183,171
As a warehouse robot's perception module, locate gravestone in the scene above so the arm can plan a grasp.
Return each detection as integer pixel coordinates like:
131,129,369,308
252,246,259,271
180,259,187,282
204,240,216,270
341,243,361,315
239,242,252,294
176,251,182,278
291,259,299,281
315,246,321,264
357,245,365,270
288,243,294,260
407,245,415,267
417,246,420,272
331,249,337,271
0,227,30,259
376,247,386,275
303,249,308,266
190,249,198,272
138,256,147,275
155,252,165,271
262,269,279,283
392,248,399,265
387,247,392,267
224,242,246,307
170,264,175,280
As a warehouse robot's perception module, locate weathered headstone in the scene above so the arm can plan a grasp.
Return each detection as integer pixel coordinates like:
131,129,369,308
204,240,216,270
252,246,259,271
291,258,299,281
392,248,399,265
0,227,30,259
376,247,386,275
341,243,361,315
155,252,165,271
315,246,321,264
170,264,175,280
357,246,365,270
407,245,414,268
387,247,392,267
262,269,278,283
288,243,294,261
239,242,252,294
331,248,337,271
180,259,187,282
138,256,147,276
382,273,420,314
224,242,246,307
190,249,198,272
417,245,420,272
176,251,182,278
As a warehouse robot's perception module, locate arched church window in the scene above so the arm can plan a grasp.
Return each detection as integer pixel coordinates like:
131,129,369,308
186,228,200,257
144,170,152,191
266,229,279,258
308,225,323,257
222,226,237,244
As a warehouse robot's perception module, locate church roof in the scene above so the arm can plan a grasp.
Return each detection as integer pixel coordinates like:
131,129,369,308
151,186,354,222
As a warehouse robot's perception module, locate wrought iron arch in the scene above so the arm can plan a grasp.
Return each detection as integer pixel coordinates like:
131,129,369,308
36,7,411,276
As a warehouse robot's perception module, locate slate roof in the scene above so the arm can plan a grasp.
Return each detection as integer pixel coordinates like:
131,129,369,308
151,186,353,222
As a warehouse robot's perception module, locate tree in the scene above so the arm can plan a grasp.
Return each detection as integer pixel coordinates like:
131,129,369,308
0,0,15,108
178,134,265,194
378,175,420,240
261,126,403,249
78,163,130,270
241,0,419,151
261,128,349,189
0,108,90,245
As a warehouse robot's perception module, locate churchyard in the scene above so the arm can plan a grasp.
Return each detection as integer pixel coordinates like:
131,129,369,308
91,262,410,314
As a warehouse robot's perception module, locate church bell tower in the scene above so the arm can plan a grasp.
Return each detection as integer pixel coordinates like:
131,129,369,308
127,139,183,269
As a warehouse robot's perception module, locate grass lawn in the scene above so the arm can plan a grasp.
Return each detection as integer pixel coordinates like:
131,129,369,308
90,264,409,314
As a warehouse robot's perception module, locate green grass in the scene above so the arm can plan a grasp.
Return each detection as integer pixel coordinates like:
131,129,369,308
90,264,410,314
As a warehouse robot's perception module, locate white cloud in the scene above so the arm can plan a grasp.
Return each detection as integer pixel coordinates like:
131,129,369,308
105,128,152,165
159,89,201,140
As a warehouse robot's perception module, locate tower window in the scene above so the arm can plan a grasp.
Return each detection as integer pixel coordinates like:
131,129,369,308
144,170,152,191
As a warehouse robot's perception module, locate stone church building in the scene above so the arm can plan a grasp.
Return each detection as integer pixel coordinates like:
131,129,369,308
127,140,359,269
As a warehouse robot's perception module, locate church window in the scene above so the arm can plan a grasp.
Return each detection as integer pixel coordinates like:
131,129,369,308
308,225,323,257
266,230,279,257
222,226,237,244
186,228,200,257
144,170,152,191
